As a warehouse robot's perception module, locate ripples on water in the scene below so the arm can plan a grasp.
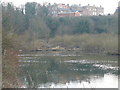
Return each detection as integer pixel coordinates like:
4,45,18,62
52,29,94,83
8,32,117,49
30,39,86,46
19,53,118,88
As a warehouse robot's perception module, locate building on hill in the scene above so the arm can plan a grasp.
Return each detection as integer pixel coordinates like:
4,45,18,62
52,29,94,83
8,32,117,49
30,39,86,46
82,4,104,16
48,3,104,17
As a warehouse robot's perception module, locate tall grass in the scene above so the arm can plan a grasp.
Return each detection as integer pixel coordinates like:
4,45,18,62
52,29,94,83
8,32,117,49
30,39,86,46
2,31,22,87
49,33,118,53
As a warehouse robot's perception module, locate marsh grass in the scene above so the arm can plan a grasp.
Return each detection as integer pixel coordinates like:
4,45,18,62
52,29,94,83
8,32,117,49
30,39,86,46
50,33,118,53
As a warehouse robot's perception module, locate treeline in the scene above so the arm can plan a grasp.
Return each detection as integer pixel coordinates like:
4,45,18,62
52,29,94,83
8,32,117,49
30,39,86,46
2,2,118,37
2,2,118,51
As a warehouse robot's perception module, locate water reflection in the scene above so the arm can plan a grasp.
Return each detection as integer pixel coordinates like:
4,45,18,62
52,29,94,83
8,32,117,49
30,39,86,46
19,53,118,88
37,74,118,88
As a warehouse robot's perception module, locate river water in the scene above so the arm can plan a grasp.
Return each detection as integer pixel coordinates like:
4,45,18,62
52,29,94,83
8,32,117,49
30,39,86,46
18,51,118,88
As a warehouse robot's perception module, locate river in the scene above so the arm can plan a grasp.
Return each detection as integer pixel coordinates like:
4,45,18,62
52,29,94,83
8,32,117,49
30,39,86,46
18,51,118,88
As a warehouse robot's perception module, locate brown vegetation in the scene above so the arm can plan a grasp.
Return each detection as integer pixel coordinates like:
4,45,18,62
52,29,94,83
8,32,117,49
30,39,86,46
2,32,22,88
2,49,22,88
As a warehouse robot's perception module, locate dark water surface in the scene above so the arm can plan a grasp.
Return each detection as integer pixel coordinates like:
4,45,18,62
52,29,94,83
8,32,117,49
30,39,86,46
18,51,118,88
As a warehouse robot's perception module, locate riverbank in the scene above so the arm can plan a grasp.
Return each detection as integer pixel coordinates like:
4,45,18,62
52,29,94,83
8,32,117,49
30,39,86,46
2,49,22,88
27,34,118,56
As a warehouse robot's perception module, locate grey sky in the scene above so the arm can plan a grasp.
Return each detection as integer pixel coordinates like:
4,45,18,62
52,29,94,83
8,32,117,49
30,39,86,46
2,0,120,14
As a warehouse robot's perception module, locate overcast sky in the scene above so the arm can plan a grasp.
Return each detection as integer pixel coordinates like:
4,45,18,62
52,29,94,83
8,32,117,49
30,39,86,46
2,0,120,14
